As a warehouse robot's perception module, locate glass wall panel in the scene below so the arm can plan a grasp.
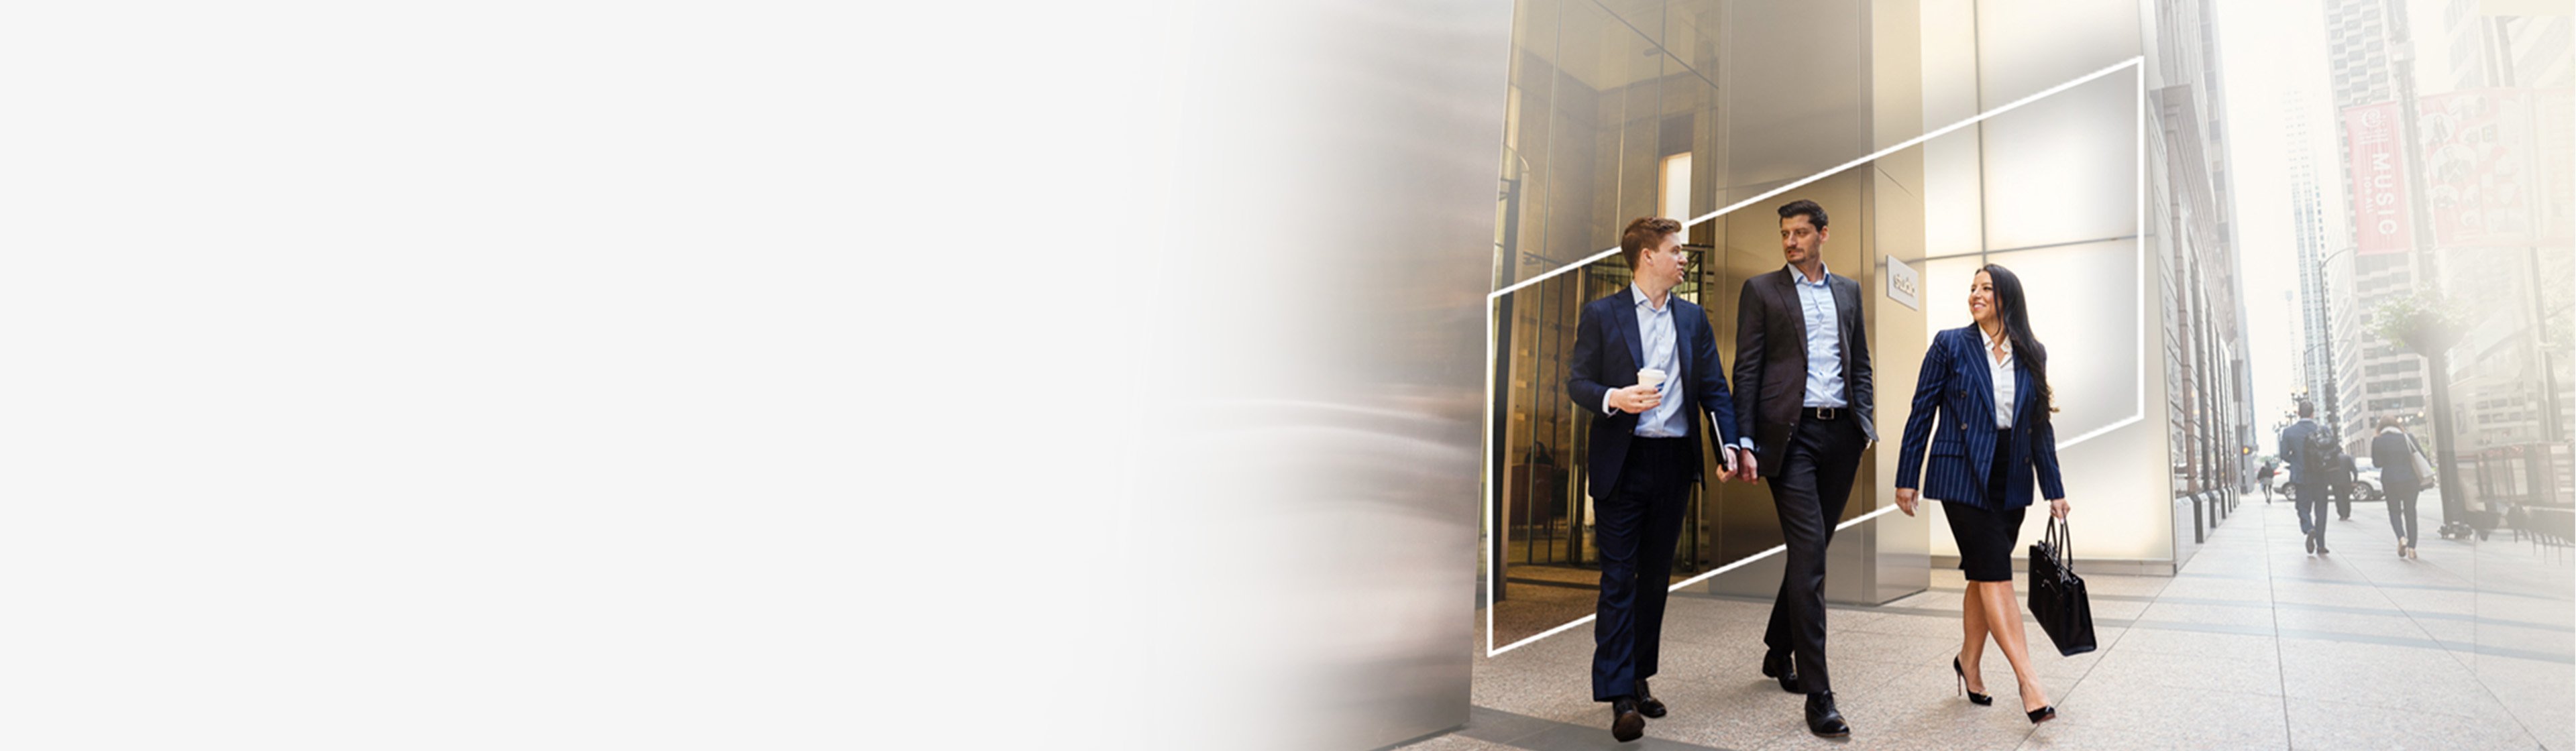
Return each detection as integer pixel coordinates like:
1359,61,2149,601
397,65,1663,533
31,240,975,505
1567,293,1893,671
1989,239,2147,445
1979,71,2141,252
1717,1,1870,205
1974,0,2143,108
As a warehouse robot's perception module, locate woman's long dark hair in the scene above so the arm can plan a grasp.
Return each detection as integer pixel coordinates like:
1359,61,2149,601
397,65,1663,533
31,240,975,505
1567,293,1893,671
1980,264,2055,412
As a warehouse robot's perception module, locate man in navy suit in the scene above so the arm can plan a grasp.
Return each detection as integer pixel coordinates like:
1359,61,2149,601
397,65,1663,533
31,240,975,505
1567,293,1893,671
2278,401,2334,555
1728,199,1871,738
1565,217,1745,743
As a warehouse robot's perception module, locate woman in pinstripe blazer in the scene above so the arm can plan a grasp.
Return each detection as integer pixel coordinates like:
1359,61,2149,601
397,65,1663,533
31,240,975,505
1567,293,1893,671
1890,264,2068,724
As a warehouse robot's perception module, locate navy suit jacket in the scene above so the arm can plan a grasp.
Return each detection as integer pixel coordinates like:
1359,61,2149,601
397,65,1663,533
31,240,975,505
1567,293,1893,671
1566,287,1741,496
2277,419,2329,486
1892,326,2065,510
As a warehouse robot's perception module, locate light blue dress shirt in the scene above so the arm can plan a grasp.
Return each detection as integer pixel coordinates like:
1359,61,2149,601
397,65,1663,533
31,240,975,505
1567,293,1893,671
1791,264,1847,409
1604,284,1688,438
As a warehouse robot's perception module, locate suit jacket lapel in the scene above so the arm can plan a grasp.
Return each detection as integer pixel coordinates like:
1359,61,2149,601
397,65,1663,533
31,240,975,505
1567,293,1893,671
1961,329,1994,416
1772,268,1813,380
1673,300,1695,409
1618,286,1645,370
1833,275,1860,388
1774,270,1807,361
2012,355,2036,426
1833,275,1859,338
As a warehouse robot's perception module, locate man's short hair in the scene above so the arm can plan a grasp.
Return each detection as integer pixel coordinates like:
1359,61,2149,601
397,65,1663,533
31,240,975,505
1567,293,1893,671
2298,401,2316,418
1619,217,1684,270
1777,199,1828,230
2377,416,2403,430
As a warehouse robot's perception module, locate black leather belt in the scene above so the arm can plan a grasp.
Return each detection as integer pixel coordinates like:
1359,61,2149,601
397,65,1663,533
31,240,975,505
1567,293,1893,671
1803,406,1843,420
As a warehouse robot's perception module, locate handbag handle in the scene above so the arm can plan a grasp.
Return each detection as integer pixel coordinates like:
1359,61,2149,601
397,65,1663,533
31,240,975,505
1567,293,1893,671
2048,516,2074,576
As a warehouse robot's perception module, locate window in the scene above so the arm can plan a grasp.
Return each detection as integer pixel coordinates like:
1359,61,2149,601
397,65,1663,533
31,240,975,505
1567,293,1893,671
1659,153,1691,225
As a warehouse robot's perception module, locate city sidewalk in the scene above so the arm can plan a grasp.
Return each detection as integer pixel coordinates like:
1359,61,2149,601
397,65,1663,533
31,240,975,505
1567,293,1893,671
1434,498,2575,750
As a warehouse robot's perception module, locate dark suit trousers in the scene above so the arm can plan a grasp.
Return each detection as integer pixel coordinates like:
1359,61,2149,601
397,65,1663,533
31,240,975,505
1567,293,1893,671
2294,481,2328,539
1762,415,1865,695
2385,483,2421,547
1591,437,1691,701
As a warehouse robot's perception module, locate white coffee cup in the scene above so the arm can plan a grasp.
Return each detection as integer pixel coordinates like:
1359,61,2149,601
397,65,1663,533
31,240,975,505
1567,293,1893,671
1637,367,1667,389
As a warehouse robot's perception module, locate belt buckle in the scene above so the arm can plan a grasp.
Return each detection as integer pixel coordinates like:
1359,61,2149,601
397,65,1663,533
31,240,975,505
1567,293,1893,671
1816,407,1837,420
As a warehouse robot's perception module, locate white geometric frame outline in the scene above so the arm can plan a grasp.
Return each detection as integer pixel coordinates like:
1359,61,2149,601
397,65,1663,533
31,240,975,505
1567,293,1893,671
1483,57,2147,657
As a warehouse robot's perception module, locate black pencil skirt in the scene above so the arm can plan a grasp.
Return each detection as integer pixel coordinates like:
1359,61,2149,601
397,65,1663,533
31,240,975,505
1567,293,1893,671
1943,428,2028,582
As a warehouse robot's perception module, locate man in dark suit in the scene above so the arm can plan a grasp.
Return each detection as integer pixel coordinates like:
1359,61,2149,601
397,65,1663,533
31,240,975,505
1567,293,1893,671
2277,401,2333,555
1728,199,1871,738
1566,217,1746,743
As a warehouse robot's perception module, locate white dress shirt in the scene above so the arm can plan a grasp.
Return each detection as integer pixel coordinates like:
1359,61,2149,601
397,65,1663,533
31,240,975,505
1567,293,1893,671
1984,328,2015,429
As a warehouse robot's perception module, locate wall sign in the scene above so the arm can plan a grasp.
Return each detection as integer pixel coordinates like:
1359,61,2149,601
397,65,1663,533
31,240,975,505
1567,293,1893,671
1884,255,1920,311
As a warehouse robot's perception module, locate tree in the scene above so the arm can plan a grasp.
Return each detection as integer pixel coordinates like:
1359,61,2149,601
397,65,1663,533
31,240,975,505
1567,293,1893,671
2371,292,2463,357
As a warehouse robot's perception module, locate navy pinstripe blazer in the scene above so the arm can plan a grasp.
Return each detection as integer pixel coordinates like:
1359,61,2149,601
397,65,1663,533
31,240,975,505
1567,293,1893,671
1892,326,2066,510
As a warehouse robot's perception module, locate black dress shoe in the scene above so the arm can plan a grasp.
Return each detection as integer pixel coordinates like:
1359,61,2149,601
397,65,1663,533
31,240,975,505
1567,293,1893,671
2027,704,2056,724
1805,692,1849,738
1609,698,1645,742
1762,650,1803,694
1634,679,1667,718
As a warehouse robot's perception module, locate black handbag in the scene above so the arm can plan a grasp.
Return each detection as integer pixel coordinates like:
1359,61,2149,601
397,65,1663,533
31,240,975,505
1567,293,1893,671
2027,516,2098,656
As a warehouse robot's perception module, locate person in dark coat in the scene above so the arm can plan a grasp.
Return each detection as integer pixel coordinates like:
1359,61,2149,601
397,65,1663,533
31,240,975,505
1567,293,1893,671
2277,402,2334,555
1564,217,1746,743
1728,200,1875,738
2369,416,2426,559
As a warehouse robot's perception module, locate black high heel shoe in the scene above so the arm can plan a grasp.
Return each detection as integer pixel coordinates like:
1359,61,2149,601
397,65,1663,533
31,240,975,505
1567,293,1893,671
1951,657,1993,705
2027,705,2056,724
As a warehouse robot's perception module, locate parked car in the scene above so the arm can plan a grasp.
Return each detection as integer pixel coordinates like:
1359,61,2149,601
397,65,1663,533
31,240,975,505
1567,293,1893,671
2271,457,2383,502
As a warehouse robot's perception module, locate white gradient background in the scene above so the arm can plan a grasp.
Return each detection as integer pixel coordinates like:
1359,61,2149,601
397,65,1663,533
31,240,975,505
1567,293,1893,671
0,1,1505,750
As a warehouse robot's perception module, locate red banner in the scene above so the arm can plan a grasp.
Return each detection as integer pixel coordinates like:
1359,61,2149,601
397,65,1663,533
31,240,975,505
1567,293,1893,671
2345,102,2413,254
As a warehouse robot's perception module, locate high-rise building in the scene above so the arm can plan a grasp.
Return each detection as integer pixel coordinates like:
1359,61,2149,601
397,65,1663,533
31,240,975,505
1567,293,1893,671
2445,0,2575,90
2322,0,2428,453
2152,0,2257,505
2326,0,2398,106
2286,85,2363,449
2196,0,2261,477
